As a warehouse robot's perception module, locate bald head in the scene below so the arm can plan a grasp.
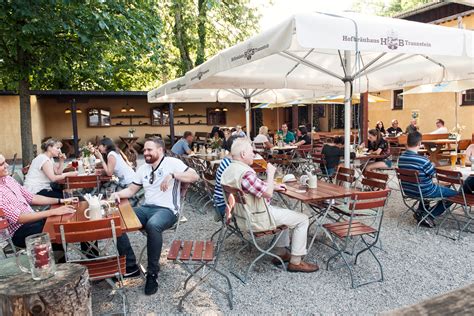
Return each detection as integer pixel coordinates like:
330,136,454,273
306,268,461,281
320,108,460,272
230,138,254,166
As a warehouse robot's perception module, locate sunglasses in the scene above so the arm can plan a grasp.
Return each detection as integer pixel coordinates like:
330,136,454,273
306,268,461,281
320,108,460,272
149,170,155,184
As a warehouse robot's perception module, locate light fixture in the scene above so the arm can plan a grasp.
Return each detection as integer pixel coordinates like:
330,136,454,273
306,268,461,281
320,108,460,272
222,107,228,112
215,108,221,112
121,107,127,113
177,107,184,112
76,109,82,114
129,107,135,112
64,108,71,114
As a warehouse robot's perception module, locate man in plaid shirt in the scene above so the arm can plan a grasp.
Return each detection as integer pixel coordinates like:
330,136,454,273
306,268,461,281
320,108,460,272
221,139,319,273
0,154,76,248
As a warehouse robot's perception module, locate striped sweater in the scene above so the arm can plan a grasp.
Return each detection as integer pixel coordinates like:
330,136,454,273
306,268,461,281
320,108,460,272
214,157,232,209
398,149,437,197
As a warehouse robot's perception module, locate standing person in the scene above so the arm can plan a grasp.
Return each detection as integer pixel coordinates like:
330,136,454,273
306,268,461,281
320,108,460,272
171,131,193,155
364,129,391,172
430,119,449,134
405,119,419,134
213,135,242,217
113,137,199,295
94,137,135,188
24,138,78,198
221,138,319,272
294,126,311,147
398,131,457,227
0,154,76,248
386,119,403,135
281,123,295,144
253,126,273,149
375,121,386,135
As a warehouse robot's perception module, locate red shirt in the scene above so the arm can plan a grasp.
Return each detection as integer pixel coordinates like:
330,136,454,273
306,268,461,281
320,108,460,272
241,171,269,202
0,176,35,235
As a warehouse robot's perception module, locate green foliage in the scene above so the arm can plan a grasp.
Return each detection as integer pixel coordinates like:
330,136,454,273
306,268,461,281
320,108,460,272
352,0,432,16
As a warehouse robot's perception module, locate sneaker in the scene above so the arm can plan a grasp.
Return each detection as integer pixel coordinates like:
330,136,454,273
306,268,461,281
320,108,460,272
124,264,140,278
144,273,158,295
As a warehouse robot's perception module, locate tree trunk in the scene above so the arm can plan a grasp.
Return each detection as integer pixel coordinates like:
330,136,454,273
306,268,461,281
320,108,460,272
195,0,208,66
0,263,91,315
172,1,193,75
18,46,34,167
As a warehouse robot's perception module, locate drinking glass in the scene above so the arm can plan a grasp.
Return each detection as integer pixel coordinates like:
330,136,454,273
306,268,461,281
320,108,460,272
105,187,117,215
459,154,466,168
63,189,76,206
450,152,457,168
275,167,283,184
71,160,79,170
17,233,56,280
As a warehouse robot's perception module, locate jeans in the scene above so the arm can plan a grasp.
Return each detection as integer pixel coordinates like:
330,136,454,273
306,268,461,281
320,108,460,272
12,220,46,248
117,204,177,274
37,188,63,199
463,176,474,194
418,185,457,218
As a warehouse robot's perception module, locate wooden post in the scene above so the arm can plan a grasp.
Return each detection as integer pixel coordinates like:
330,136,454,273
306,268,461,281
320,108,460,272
0,263,91,315
169,103,175,147
360,92,369,147
71,98,80,158
292,104,298,131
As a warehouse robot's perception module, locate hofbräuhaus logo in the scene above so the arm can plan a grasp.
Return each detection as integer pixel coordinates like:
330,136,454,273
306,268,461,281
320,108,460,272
342,29,431,50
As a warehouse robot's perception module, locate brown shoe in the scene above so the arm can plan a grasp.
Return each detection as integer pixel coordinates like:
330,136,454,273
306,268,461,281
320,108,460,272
287,261,319,273
271,252,291,265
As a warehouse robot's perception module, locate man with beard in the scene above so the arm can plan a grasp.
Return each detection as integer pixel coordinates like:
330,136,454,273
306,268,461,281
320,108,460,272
114,137,199,295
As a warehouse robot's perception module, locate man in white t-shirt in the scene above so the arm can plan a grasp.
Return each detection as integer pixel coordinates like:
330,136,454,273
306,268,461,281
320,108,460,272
114,137,199,295
430,118,449,134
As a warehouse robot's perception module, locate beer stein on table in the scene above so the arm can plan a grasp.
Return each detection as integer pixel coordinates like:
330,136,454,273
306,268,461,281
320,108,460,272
17,233,56,280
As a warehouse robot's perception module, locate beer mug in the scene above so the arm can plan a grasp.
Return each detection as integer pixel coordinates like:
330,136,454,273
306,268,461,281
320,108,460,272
17,233,56,280
450,152,457,168
85,200,110,220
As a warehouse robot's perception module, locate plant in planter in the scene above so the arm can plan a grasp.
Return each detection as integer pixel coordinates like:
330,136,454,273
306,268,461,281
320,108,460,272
128,128,136,137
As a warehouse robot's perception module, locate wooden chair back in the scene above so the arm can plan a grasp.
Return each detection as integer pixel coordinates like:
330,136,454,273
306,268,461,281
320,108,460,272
335,167,355,186
54,217,122,243
254,142,266,151
395,168,420,184
269,154,291,166
297,144,312,157
222,185,246,205
195,132,209,141
397,134,407,146
349,189,390,211
311,152,326,165
362,170,389,191
225,193,236,226
65,175,100,189
422,133,450,141
435,168,463,186
458,139,471,151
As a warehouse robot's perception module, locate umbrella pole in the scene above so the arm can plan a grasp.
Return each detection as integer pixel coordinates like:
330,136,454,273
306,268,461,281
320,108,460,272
343,51,352,169
245,96,251,137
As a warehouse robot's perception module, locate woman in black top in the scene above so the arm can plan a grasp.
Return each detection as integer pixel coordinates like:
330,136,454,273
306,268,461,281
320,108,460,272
365,129,391,172
386,119,403,135
295,126,311,147
375,121,386,135
321,136,344,176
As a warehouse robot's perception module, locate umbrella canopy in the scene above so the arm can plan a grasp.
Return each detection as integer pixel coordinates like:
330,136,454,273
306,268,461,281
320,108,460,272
148,11,473,167
312,94,388,104
252,101,308,109
401,79,474,94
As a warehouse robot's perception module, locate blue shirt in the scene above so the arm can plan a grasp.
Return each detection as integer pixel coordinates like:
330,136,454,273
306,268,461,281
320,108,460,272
171,139,191,155
214,157,232,214
398,149,437,197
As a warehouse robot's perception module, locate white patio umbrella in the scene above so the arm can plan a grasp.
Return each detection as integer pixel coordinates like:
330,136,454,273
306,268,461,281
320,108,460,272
149,11,473,167
312,94,388,104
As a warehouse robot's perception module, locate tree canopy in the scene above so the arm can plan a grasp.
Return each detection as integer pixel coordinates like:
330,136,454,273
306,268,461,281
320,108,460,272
352,0,432,16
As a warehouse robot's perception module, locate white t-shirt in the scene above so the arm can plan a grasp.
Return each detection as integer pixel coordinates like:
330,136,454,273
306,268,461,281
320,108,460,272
133,157,188,213
430,126,449,134
253,134,269,144
24,154,55,194
108,151,135,186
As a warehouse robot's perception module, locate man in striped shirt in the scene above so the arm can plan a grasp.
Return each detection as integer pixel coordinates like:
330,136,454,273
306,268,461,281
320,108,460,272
398,132,457,227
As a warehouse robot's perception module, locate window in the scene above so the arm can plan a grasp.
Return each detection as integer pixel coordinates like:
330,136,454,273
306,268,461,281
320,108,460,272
151,106,170,125
87,108,111,127
462,89,474,106
207,108,226,125
392,89,403,110
331,104,359,129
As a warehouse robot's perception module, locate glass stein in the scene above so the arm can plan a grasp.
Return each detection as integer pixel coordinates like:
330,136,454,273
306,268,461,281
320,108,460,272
17,233,56,280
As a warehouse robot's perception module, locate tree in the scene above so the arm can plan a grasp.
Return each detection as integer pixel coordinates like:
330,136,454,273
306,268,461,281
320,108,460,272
0,0,162,165
352,0,432,16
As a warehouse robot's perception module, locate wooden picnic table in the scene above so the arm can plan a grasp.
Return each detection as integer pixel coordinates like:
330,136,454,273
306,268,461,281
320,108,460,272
437,165,474,180
43,198,142,243
119,136,139,167
422,139,457,166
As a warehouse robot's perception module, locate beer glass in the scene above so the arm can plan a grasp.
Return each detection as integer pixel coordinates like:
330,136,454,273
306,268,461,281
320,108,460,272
17,233,56,280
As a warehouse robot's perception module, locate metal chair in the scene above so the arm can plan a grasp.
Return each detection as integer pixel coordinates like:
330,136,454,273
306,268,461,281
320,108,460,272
268,154,292,173
54,217,127,314
361,170,389,191
167,190,234,311
0,209,19,258
323,189,390,288
222,185,288,283
435,168,473,239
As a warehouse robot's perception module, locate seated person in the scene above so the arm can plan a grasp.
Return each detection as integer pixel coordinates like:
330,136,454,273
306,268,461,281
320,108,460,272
94,137,135,188
375,121,386,136
386,119,403,136
281,123,295,144
294,126,311,147
253,125,273,149
221,138,319,273
210,126,225,139
113,137,199,295
405,119,419,134
398,131,457,228
364,129,391,172
430,118,449,134
321,136,345,176
232,125,246,137
0,154,76,248
171,131,193,155
24,138,78,199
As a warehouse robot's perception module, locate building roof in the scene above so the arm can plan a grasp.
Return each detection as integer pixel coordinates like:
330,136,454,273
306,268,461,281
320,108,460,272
394,0,474,23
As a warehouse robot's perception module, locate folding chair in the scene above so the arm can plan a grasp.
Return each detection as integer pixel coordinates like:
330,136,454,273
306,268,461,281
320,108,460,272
167,192,234,311
395,168,442,231
54,217,127,314
361,170,389,191
222,185,288,283
0,209,19,258
377,147,403,190
10,153,17,175
291,144,312,174
323,189,390,288
435,168,473,239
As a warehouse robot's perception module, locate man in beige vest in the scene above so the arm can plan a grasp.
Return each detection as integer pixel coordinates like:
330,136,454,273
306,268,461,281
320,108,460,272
221,138,319,273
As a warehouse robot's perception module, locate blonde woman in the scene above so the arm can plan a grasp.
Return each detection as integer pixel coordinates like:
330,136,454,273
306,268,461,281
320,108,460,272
253,125,273,149
24,138,78,198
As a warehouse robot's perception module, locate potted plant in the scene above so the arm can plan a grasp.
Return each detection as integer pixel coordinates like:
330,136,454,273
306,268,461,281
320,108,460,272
128,128,136,138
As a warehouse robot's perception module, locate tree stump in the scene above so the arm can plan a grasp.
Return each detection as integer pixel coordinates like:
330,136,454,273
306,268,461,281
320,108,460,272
0,263,91,315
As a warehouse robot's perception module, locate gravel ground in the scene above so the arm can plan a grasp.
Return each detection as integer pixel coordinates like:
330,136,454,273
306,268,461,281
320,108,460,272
91,172,474,315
